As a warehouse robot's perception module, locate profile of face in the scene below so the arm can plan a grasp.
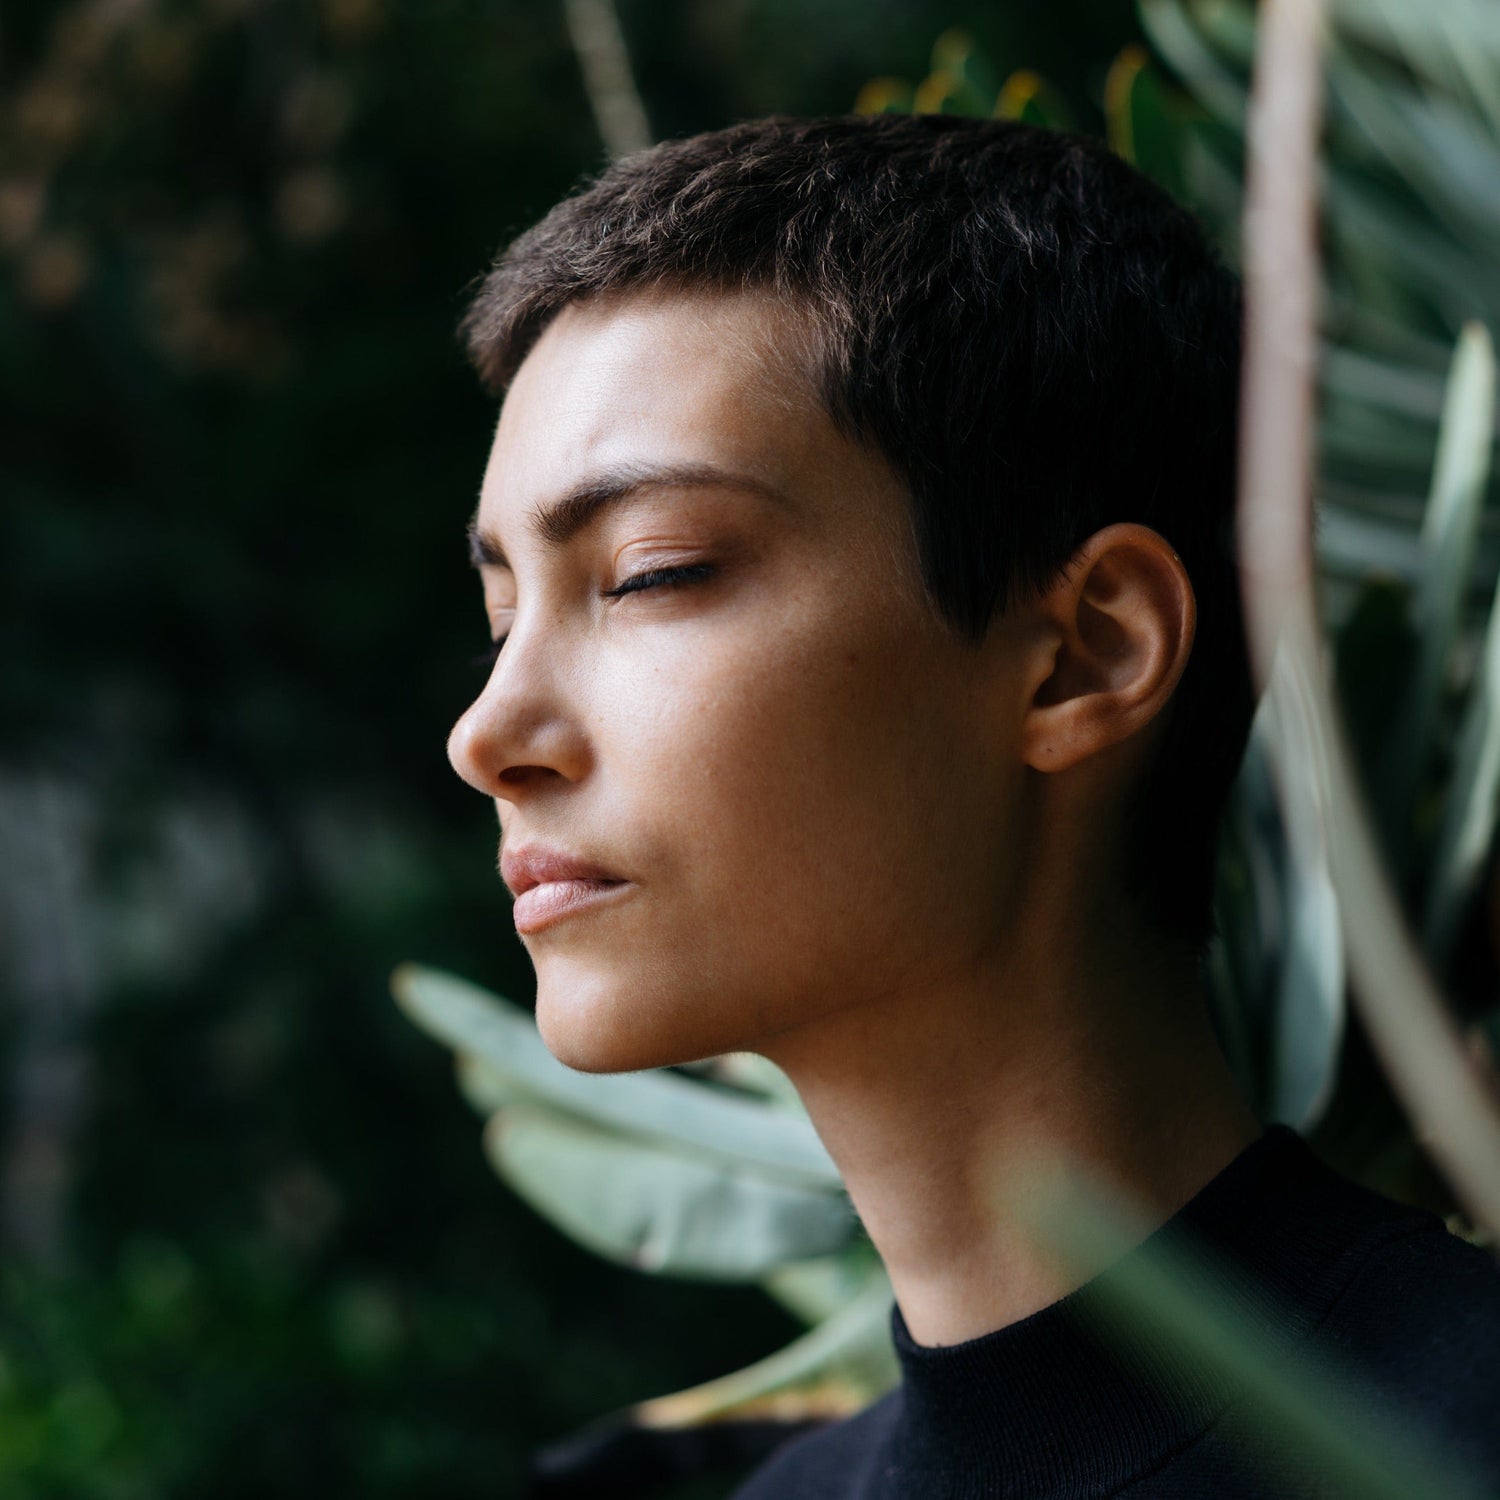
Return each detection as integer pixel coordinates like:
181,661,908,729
447,288,1191,1075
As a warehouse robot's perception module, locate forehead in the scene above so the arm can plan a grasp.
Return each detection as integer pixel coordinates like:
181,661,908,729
479,288,840,525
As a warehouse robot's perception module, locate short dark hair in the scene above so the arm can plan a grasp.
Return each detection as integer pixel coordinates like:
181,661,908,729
460,113,1255,955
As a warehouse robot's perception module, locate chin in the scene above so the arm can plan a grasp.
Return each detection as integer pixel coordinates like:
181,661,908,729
532,957,750,1075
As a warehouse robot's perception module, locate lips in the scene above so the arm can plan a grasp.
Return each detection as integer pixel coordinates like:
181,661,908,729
501,844,630,935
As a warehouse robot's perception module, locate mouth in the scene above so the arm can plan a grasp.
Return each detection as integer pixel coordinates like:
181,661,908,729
512,877,631,935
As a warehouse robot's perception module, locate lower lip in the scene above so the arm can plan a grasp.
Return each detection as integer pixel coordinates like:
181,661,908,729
513,879,631,935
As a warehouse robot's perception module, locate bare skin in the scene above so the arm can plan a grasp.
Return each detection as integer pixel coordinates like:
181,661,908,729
447,286,1262,1349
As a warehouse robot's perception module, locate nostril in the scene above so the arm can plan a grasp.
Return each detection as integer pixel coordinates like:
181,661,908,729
497,763,556,789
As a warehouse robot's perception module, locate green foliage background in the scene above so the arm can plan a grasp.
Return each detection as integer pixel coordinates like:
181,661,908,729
1,3,1145,1497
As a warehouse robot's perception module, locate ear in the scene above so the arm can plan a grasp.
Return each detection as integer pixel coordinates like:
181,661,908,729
1020,523,1196,774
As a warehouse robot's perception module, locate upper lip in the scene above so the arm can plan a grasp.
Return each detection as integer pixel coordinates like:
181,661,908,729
501,844,625,897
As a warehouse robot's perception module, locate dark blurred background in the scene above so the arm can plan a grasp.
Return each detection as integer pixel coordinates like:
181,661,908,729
3,3,1139,1495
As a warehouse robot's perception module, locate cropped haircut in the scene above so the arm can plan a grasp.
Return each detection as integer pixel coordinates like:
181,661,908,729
461,113,1256,957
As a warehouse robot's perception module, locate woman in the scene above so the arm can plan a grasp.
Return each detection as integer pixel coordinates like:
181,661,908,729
446,114,1500,1499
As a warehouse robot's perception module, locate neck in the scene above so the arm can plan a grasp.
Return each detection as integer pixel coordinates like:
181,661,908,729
757,906,1262,1348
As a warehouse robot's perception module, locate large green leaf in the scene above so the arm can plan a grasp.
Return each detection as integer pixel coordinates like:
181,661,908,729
483,1103,856,1279
392,964,841,1187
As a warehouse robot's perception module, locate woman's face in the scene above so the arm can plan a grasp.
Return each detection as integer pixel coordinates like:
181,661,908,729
448,289,1034,1073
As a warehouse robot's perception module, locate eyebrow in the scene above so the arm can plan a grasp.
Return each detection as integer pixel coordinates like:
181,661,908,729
465,461,783,570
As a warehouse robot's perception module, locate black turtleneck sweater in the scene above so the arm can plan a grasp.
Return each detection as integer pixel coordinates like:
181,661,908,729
727,1125,1500,1499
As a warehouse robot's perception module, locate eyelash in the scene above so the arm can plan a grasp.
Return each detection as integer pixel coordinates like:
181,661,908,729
472,562,716,667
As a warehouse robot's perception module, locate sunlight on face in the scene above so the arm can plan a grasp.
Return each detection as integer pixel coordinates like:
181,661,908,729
447,289,1032,1073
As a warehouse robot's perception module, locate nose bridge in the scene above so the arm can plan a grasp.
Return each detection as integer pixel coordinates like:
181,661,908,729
447,613,582,796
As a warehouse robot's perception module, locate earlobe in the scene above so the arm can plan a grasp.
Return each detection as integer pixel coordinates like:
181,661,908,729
1019,524,1196,774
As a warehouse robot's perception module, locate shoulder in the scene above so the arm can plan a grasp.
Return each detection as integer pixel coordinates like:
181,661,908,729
1321,1208,1500,1362
1309,1207,1500,1480
725,1389,902,1500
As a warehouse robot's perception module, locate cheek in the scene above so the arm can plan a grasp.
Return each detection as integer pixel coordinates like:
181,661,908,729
600,613,1007,1008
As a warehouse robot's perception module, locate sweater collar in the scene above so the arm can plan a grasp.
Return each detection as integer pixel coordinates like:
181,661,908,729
883,1124,1401,1498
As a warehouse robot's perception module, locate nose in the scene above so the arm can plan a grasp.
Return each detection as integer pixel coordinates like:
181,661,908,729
446,629,590,800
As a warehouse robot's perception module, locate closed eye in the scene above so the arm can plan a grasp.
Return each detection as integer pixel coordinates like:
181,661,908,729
602,562,717,598
472,563,715,668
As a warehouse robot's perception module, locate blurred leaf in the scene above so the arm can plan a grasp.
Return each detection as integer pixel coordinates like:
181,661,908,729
1321,346,1448,423
760,1250,881,1326
1269,862,1344,1128
1421,329,1500,963
1184,0,1258,68
1104,46,1189,198
482,1102,856,1280
930,28,999,109
1333,0,1500,136
853,77,914,116
1425,549,1500,966
677,1051,806,1110
1329,60,1500,245
913,69,983,117
1243,698,1347,1130
1324,171,1500,331
993,70,1075,129
1139,0,1248,129
392,963,841,1187
454,1049,522,1115
629,1265,897,1428
1378,324,1497,859
1333,576,1418,788
910,31,997,118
